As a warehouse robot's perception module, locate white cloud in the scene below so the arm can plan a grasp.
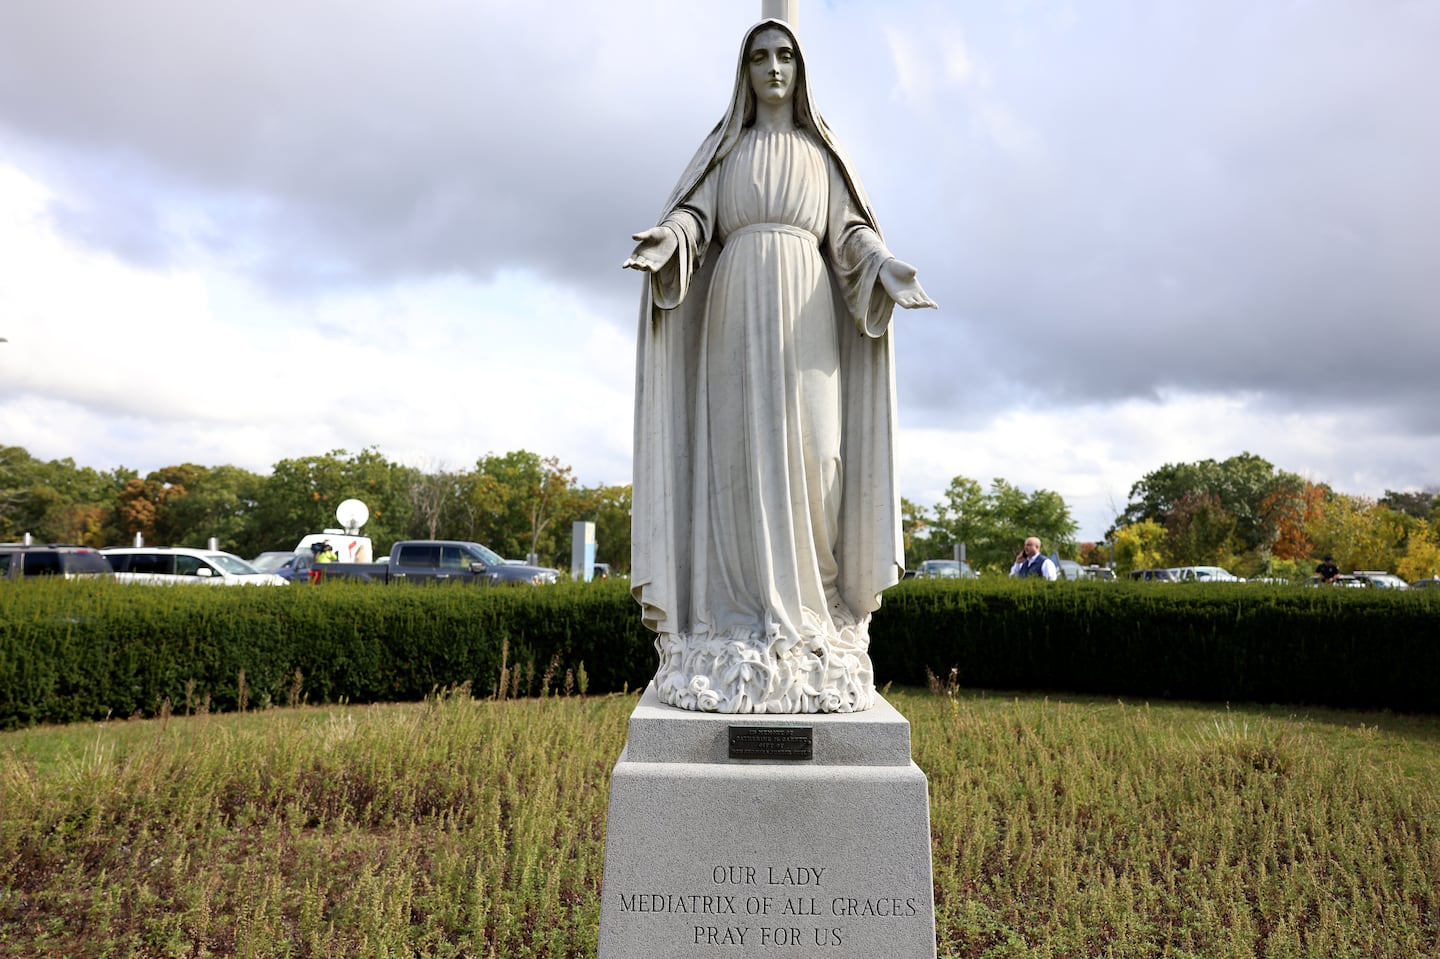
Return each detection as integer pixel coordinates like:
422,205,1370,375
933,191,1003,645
0,169,635,484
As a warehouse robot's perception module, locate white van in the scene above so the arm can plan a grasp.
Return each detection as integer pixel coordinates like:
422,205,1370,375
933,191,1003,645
102,547,289,586
294,531,374,563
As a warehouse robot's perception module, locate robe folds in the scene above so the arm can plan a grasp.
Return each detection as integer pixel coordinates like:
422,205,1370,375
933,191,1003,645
631,20,904,714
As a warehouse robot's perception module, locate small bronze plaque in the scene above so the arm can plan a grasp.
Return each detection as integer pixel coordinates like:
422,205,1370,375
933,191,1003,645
728,725,813,761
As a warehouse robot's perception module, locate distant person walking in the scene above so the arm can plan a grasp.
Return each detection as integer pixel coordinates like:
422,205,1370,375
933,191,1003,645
1315,554,1339,584
1010,537,1058,580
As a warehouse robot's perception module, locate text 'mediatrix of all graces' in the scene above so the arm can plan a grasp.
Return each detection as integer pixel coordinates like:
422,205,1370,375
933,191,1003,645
614,863,922,948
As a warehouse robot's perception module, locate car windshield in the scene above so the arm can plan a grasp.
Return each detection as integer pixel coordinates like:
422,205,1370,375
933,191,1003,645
206,553,263,575
467,542,505,566
250,553,295,572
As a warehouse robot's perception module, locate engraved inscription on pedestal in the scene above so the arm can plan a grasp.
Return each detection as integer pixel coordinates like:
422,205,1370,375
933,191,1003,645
610,859,928,951
728,725,814,761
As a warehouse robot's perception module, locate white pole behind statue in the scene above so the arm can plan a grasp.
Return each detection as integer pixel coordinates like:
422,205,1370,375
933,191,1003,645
761,0,797,26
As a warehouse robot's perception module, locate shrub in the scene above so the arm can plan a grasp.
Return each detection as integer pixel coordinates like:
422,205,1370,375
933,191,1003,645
2,577,1437,728
872,578,1440,712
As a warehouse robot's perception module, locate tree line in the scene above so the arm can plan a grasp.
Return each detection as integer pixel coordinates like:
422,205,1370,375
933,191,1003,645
1102,453,1440,581
4,444,1436,580
0,446,631,572
898,451,1439,580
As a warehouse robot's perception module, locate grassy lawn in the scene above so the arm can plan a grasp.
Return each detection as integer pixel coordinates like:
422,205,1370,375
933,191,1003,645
2,687,1436,958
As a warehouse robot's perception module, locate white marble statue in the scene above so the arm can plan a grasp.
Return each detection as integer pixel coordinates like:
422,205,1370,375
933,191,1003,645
624,18,936,714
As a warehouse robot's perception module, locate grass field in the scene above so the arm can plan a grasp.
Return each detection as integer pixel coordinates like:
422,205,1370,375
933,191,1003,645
2,686,1437,958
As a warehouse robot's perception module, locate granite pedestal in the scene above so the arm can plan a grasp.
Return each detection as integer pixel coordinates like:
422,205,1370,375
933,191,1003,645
597,685,937,958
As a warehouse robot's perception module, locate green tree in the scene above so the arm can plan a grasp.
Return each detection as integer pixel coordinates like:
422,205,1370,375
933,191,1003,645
1115,452,1308,564
251,448,412,553
163,465,268,555
1393,520,1440,582
0,446,131,545
1307,494,1408,573
1380,488,1439,520
1111,519,1167,575
113,464,208,546
19,485,113,546
0,446,24,535
1396,519,1440,582
929,476,986,558
914,475,1077,573
1164,492,1241,568
989,480,1076,564
462,451,578,566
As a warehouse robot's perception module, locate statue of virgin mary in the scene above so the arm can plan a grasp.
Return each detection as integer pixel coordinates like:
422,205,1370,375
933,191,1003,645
624,18,936,714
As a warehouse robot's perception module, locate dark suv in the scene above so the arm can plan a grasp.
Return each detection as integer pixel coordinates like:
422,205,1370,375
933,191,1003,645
0,544,115,580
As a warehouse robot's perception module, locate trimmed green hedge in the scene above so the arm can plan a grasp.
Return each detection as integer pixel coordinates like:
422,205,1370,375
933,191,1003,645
874,579,1440,713
2,577,1436,728
0,579,654,729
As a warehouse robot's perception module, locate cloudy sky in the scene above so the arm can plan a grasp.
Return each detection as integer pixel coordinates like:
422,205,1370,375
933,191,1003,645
1,0,1437,541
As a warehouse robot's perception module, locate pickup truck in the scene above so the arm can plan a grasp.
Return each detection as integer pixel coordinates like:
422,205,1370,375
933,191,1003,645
316,539,560,586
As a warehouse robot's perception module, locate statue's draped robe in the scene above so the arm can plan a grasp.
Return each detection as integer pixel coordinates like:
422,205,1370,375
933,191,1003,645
632,20,904,714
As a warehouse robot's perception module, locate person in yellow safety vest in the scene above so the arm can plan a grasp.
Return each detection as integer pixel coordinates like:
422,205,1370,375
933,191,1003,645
316,542,339,564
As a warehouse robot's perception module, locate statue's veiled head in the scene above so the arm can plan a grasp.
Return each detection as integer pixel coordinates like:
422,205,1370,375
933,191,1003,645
737,20,811,128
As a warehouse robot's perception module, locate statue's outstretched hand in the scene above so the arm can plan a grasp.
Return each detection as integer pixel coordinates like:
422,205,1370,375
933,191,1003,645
880,258,938,310
623,228,678,273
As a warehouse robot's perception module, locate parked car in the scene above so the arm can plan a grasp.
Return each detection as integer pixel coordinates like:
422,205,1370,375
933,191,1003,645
1172,565,1244,583
1307,573,1367,587
250,550,317,583
0,543,114,580
1131,568,1181,583
1056,560,1117,581
915,559,978,579
102,547,289,586
315,540,560,585
1409,577,1440,589
1350,570,1409,590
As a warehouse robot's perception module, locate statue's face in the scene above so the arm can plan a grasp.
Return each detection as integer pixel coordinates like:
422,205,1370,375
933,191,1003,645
747,27,797,106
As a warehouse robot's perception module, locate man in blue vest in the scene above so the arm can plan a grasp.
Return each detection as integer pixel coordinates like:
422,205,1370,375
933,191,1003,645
1009,537,1059,580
